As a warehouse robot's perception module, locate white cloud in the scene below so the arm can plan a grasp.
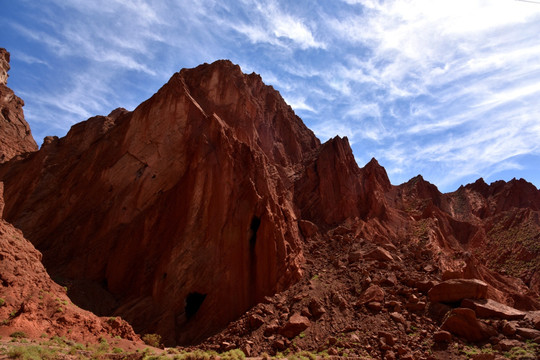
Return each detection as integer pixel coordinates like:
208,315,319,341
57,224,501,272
229,0,325,50
4,0,540,191
344,103,381,119
13,51,50,67
283,95,317,113
318,0,540,189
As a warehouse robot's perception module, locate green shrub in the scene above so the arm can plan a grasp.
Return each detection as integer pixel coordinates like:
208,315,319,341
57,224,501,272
7,345,57,360
174,349,218,360
47,335,67,346
504,341,538,359
142,333,162,348
9,331,27,339
220,349,245,360
97,337,109,352
0,298,5,306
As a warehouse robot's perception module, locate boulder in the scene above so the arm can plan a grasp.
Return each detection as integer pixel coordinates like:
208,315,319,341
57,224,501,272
406,301,426,312
364,246,394,262
525,311,540,330
498,339,524,352
308,298,326,318
500,320,517,336
461,298,526,320
390,312,406,325
348,250,363,263
428,279,488,303
516,327,540,340
279,313,310,338
433,330,452,343
263,320,280,336
441,308,496,342
415,280,436,294
359,285,385,304
367,302,383,312
378,331,396,346
247,313,265,330
298,220,318,238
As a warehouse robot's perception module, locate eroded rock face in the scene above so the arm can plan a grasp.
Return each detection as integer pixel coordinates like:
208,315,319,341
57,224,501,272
0,183,138,343
0,49,9,85
0,48,38,163
294,138,391,226
0,60,318,345
395,174,540,310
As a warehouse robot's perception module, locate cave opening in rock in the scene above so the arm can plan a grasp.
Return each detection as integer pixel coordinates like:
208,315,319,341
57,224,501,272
101,278,108,290
185,292,206,319
249,216,261,248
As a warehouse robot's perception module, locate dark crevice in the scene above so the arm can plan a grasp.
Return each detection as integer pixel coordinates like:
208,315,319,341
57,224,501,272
185,292,206,319
101,278,108,291
1,108,9,121
249,216,261,248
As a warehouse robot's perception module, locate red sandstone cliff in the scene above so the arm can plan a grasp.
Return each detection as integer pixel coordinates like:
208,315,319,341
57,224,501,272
0,182,139,343
0,55,539,354
0,48,37,162
0,60,319,345
294,137,391,226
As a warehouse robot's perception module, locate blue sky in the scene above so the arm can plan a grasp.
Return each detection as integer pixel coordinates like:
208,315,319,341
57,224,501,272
1,0,540,192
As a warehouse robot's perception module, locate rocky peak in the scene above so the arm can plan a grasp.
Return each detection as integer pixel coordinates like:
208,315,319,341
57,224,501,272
0,48,38,163
294,136,391,225
178,60,320,167
1,48,10,85
361,157,392,192
464,177,490,196
460,177,540,215
397,174,443,212
491,178,540,211
294,136,360,225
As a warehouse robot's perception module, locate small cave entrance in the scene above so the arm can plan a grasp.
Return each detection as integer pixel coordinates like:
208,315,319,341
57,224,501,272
249,216,261,248
185,292,206,320
101,278,109,291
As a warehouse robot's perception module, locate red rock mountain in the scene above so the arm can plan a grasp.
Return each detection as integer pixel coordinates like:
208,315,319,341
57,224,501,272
393,175,540,308
1,54,539,356
0,60,320,345
0,49,38,162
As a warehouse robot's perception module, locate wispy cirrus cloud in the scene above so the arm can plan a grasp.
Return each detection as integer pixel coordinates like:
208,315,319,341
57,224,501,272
312,0,540,189
229,0,325,50
1,0,539,192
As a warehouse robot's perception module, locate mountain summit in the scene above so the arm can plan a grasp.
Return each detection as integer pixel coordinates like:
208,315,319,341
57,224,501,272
0,48,37,162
